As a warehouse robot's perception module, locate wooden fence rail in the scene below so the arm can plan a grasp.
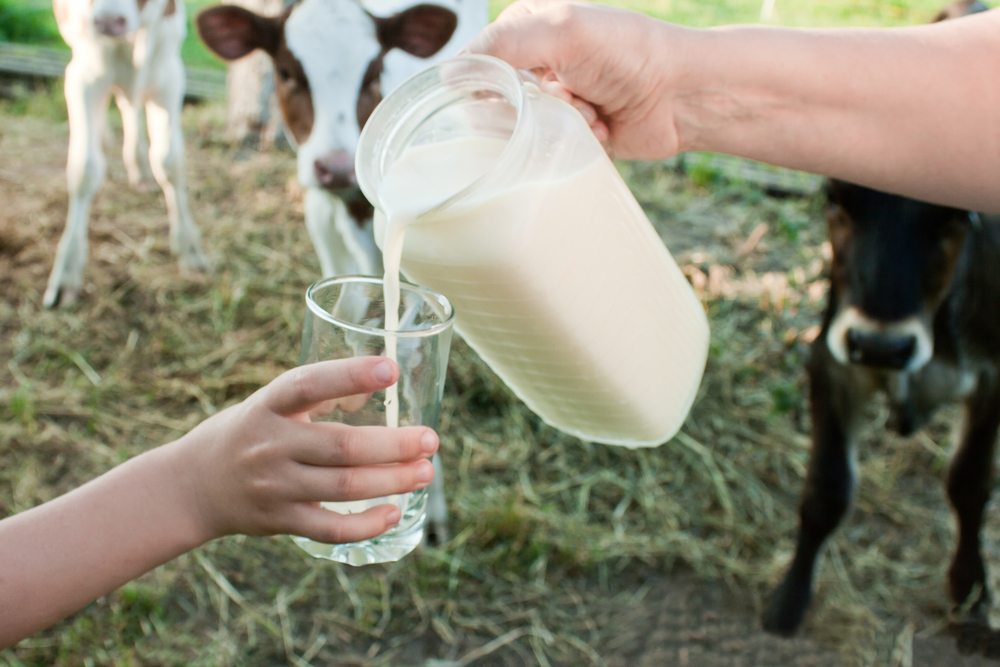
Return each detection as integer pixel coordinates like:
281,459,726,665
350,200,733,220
0,41,226,101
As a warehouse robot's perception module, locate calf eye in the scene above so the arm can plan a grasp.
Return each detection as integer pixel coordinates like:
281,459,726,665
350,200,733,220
277,67,291,82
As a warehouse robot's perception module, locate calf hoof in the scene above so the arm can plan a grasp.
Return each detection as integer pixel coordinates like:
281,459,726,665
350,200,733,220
178,244,212,274
762,580,812,637
130,178,159,194
985,629,1000,659
949,600,992,656
952,617,991,656
43,283,80,309
423,517,450,547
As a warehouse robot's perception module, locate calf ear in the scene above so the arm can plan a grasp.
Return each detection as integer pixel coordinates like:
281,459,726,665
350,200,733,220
375,4,458,59
197,5,282,61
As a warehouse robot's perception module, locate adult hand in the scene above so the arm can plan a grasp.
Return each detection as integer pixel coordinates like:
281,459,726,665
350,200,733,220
173,357,439,545
467,0,1000,212
465,0,683,159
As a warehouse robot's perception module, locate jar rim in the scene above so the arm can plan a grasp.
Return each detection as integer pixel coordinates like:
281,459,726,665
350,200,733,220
355,54,530,218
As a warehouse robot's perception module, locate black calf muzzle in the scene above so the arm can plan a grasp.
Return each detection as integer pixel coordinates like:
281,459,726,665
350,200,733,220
846,329,916,370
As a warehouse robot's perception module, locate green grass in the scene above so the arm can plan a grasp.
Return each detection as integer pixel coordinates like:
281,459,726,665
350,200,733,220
0,79,66,120
489,0,968,25
181,0,225,70
0,0,60,43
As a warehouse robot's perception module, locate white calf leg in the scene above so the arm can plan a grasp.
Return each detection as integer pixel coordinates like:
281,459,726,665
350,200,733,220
333,208,382,277
44,64,110,308
115,92,155,190
305,189,360,278
425,453,449,545
145,62,209,273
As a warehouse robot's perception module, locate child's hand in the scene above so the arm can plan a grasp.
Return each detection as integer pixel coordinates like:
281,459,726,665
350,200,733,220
172,357,439,545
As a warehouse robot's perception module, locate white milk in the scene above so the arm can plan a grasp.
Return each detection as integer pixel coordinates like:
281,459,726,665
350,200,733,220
375,136,708,446
379,137,505,428
382,227,402,428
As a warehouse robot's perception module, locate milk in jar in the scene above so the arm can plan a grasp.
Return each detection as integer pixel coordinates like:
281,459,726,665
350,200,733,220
362,55,710,447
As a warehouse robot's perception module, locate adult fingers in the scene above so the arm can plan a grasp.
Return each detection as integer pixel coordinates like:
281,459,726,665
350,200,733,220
261,358,397,416
290,422,439,466
538,77,607,148
291,503,404,545
593,121,611,151
290,458,434,503
539,77,598,126
570,98,598,126
539,74,573,103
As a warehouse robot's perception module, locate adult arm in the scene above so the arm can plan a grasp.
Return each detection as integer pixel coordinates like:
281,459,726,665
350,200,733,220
0,357,438,648
467,1,1000,212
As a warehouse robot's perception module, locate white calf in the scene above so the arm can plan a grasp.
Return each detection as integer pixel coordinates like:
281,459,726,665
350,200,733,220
196,0,486,279
46,0,209,308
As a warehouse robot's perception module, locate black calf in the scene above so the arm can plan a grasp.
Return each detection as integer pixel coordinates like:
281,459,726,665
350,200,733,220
762,180,1000,656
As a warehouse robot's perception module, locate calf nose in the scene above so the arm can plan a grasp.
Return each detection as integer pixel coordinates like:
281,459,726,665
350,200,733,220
846,329,916,370
313,151,357,191
94,14,128,37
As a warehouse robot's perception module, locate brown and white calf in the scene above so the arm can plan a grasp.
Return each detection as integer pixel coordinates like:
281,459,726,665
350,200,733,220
762,179,1000,654
46,0,210,308
197,0,486,543
196,0,486,279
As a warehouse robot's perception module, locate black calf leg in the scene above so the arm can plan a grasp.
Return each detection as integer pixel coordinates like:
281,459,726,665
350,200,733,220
946,374,1000,653
763,344,865,636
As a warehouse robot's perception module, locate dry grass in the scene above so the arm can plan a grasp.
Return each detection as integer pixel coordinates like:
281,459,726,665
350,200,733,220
0,90,992,667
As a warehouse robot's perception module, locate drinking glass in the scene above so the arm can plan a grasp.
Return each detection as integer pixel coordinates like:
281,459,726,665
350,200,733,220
295,276,454,565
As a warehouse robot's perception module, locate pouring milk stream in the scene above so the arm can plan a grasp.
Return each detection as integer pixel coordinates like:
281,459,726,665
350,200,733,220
380,138,505,427
366,55,709,445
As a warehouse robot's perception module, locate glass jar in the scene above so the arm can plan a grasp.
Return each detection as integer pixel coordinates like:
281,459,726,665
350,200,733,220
357,54,709,447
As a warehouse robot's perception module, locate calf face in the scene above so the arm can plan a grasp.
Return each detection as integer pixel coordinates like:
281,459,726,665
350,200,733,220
196,0,457,195
823,180,970,374
53,0,175,41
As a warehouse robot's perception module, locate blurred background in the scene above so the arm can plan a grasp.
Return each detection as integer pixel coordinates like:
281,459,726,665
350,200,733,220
0,1,991,666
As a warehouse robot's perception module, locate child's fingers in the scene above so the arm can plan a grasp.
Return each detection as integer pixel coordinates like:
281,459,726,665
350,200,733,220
291,423,439,466
291,459,434,502
540,75,574,103
293,503,404,545
262,358,398,416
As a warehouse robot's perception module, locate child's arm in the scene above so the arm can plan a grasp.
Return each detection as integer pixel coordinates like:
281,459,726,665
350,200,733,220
0,357,438,648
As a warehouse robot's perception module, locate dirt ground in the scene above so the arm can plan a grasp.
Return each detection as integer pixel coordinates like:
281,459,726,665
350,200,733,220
2,96,998,667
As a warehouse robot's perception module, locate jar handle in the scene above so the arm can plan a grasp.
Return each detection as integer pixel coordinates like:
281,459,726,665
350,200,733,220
517,68,542,94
